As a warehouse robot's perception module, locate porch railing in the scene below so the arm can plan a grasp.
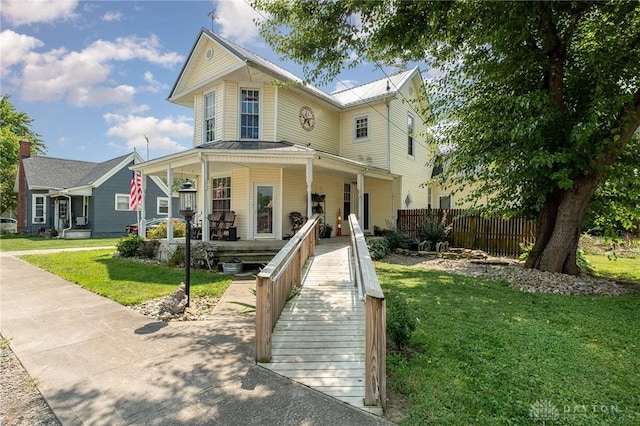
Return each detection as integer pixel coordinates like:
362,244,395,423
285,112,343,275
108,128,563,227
255,213,320,362
348,213,386,410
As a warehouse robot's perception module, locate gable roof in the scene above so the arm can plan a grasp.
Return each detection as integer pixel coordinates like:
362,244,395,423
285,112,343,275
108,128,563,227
22,153,137,191
169,29,425,109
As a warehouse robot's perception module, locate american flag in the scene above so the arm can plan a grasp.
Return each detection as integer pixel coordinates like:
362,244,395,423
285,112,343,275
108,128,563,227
129,171,142,211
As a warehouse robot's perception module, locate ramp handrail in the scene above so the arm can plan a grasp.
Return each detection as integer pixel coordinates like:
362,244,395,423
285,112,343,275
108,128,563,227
348,214,386,410
255,214,320,362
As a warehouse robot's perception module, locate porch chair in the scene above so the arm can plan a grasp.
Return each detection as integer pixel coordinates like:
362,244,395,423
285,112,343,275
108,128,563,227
218,211,236,240
208,211,224,239
289,212,304,234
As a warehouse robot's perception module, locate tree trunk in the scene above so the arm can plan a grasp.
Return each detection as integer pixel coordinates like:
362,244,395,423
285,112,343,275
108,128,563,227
525,175,600,275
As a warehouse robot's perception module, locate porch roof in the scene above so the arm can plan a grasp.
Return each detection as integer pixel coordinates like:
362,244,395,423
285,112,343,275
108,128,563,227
131,140,397,181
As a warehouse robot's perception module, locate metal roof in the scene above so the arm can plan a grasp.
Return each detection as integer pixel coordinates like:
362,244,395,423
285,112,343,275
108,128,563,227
331,68,419,107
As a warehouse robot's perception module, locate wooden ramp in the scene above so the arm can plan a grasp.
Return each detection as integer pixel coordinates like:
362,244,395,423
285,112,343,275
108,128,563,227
258,238,381,415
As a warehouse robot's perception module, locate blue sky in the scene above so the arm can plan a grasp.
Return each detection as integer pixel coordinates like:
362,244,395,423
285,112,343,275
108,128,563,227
1,0,425,163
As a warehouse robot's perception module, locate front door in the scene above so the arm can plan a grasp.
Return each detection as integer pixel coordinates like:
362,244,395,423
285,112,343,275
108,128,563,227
255,184,274,238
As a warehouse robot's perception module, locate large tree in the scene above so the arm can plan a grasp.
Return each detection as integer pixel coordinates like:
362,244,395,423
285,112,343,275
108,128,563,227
0,95,45,215
254,0,640,274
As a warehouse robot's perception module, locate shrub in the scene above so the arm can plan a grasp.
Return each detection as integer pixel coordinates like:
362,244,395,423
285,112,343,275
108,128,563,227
167,245,185,267
385,290,417,351
367,236,390,261
416,212,451,244
382,221,408,251
117,235,144,257
147,220,186,239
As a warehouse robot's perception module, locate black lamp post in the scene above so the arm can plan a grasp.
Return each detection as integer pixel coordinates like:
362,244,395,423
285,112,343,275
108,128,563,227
178,180,197,307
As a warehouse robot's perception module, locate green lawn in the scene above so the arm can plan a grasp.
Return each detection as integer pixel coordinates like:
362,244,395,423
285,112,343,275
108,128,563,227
20,249,231,305
586,255,640,283
0,235,121,252
376,262,640,425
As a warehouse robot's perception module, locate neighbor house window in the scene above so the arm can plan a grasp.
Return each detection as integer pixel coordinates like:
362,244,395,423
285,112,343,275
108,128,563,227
157,197,169,215
115,194,130,211
439,195,451,209
354,114,369,141
212,176,231,214
408,114,415,156
241,89,259,139
32,195,46,223
204,92,216,142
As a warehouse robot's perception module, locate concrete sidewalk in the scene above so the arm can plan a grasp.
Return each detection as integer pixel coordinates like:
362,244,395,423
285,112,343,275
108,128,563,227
0,253,392,425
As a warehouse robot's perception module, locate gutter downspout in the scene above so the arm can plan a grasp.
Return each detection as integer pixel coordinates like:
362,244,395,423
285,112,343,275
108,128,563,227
386,100,395,222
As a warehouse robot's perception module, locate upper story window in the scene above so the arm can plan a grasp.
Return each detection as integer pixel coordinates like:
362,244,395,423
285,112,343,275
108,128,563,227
408,114,415,156
241,89,259,139
32,194,46,223
354,114,369,141
204,92,215,142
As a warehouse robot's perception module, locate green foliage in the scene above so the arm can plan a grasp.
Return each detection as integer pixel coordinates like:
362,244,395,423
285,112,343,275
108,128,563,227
385,290,417,351
147,220,186,239
116,235,144,257
416,213,451,244
166,245,185,268
0,95,46,215
366,236,390,261
381,221,407,251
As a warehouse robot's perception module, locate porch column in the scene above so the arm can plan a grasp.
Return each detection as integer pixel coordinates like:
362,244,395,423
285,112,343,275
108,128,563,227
200,155,209,241
166,167,174,240
306,159,313,218
357,172,364,224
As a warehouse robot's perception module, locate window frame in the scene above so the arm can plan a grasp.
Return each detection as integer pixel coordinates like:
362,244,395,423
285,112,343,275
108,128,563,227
240,88,260,140
157,197,169,215
212,176,232,214
31,194,46,224
204,92,216,143
115,193,131,211
353,114,370,142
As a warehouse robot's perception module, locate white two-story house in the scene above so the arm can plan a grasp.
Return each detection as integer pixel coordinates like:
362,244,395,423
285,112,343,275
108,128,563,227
133,28,433,241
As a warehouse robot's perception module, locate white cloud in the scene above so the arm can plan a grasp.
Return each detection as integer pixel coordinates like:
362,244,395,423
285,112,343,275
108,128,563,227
216,0,264,45
102,11,123,22
104,113,193,155
141,71,166,93
0,0,79,26
15,34,183,106
0,30,43,77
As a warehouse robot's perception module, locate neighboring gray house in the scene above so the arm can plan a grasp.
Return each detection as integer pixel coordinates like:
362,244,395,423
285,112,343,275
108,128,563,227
15,140,178,237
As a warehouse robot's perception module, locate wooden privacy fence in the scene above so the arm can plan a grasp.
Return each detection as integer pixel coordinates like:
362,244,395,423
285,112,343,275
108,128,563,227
397,208,537,257
349,214,386,410
255,214,320,362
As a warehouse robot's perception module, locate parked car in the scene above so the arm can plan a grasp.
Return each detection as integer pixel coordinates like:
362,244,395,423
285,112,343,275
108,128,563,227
125,218,185,235
0,217,17,234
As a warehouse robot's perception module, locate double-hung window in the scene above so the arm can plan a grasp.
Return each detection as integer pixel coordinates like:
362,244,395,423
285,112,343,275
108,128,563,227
212,176,231,214
32,195,45,223
115,194,130,211
354,114,369,141
157,197,169,215
408,114,415,156
241,89,259,139
204,92,215,142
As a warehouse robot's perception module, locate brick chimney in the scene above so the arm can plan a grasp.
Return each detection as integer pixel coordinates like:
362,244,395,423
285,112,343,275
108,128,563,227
16,139,31,232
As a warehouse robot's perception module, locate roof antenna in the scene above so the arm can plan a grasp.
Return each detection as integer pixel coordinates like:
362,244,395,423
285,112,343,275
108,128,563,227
386,80,391,91
207,8,217,31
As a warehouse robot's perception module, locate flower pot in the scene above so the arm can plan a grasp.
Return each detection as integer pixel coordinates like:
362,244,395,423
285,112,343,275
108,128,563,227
222,262,243,275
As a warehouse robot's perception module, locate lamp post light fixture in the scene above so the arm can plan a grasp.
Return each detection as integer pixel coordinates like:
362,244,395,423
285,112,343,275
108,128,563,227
178,180,197,307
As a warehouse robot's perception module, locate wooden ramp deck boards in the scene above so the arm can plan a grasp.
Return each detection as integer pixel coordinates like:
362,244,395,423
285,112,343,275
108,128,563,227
258,238,382,415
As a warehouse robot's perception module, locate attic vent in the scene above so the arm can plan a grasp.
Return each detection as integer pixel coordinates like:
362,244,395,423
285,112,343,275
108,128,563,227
405,192,413,208
206,48,213,60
